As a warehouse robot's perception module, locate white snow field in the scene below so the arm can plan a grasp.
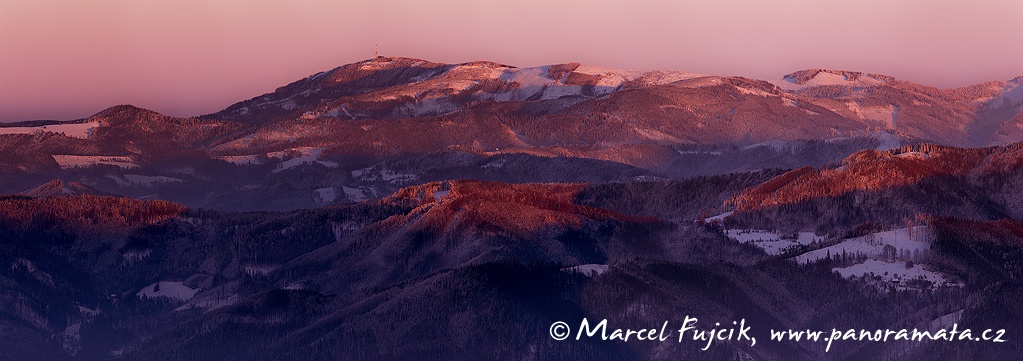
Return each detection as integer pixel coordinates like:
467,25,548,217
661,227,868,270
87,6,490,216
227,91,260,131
724,229,825,255
53,155,138,169
0,121,100,139
562,264,609,277
136,282,199,301
832,260,955,289
795,226,931,264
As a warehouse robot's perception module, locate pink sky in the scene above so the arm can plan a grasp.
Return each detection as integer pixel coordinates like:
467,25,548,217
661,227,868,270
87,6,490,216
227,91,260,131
1,0,1021,122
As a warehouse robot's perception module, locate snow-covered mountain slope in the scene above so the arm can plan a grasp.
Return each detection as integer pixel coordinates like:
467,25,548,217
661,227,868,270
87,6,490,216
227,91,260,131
197,57,1023,162
5,57,1022,176
209,57,704,124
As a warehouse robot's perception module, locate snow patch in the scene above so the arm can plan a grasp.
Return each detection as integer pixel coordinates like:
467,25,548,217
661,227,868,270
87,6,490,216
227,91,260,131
572,65,701,86
562,264,609,277
725,229,824,255
633,128,681,142
741,140,789,152
845,102,897,127
108,174,183,187
244,265,276,276
929,310,964,332
833,260,956,289
12,258,54,286
137,281,198,301
0,121,99,139
492,66,574,101
217,154,261,165
774,71,886,91
351,167,416,184
705,211,733,222
481,159,506,169
678,150,724,156
269,147,339,173
53,155,137,169
314,187,337,204
873,131,902,150
174,294,240,312
62,321,81,355
795,226,932,264
986,82,1023,111
122,249,152,262
896,151,930,159
342,186,369,201
735,86,772,97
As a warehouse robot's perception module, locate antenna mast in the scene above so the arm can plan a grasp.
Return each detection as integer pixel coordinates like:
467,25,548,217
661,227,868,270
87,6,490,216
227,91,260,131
375,43,379,58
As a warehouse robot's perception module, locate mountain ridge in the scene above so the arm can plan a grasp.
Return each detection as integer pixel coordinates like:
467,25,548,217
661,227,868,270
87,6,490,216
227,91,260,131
2,57,1021,208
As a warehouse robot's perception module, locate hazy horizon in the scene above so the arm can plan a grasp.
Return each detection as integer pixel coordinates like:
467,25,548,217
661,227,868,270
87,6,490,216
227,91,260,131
2,0,1022,122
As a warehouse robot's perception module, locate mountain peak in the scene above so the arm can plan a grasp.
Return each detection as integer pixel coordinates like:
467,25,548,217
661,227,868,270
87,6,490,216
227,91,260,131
91,105,163,120
457,60,516,69
20,179,108,198
353,56,444,71
366,55,427,63
779,69,895,88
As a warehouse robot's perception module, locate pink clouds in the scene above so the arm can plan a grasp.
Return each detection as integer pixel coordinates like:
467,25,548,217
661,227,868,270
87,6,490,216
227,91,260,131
1,0,1021,122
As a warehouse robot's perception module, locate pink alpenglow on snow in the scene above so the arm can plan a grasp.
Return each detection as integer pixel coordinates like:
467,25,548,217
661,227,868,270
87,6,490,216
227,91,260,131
2,0,1022,122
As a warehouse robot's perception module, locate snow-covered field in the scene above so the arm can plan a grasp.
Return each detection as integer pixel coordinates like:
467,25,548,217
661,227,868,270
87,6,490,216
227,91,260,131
824,131,904,151
896,151,930,159
305,61,694,118
562,264,609,277
724,229,824,255
53,155,138,169
243,265,276,276
269,147,339,172
217,154,261,165
985,80,1023,111
795,226,931,264
463,64,699,103
633,127,682,142
62,321,81,355
107,174,183,187
705,211,732,222
929,310,964,332
773,71,886,91
351,167,416,184
481,159,506,169
314,187,337,204
678,150,724,156
572,65,701,87
832,259,955,289
175,294,241,312
721,225,947,290
784,226,956,290
741,140,790,152
342,186,369,201
0,121,99,139
137,282,199,301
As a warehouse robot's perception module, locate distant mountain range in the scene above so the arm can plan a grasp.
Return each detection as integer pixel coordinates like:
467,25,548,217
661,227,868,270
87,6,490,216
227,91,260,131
1,57,1019,209
5,57,1023,169
2,58,1023,360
